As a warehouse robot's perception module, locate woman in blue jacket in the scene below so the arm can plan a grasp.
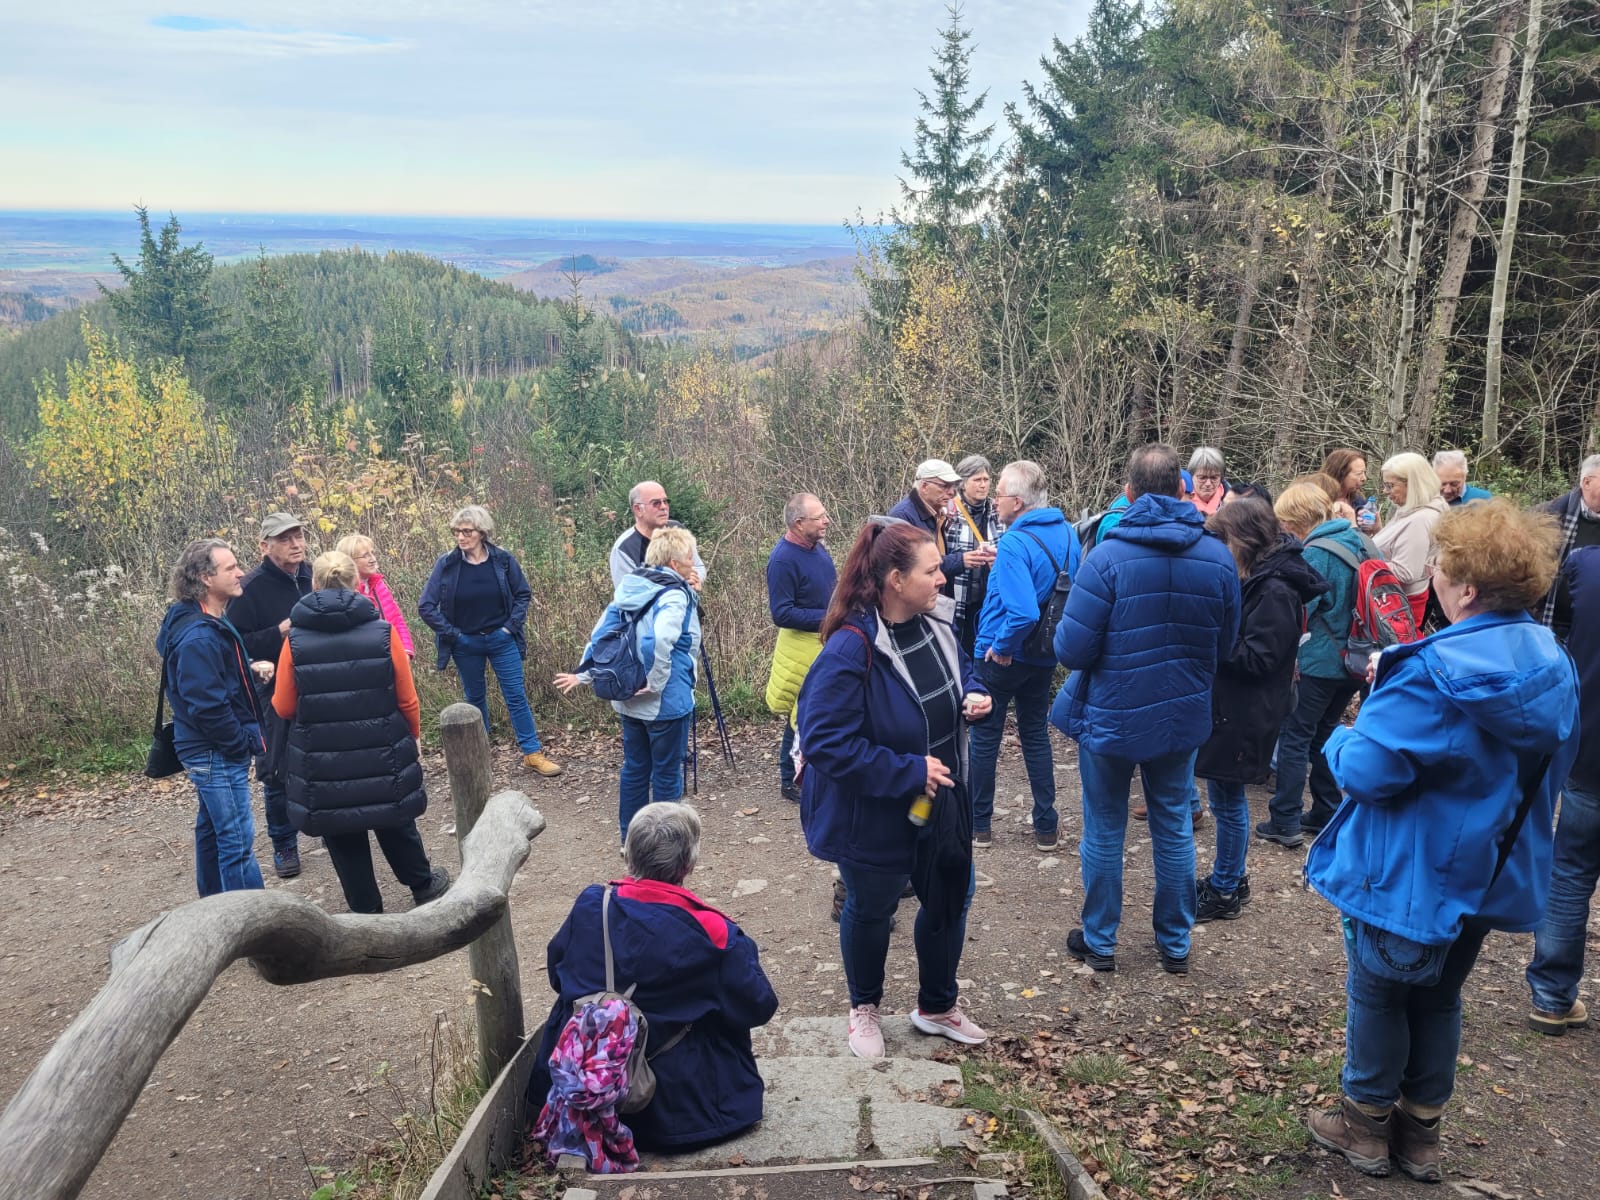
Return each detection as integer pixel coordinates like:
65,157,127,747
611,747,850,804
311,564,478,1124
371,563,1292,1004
418,505,560,777
1304,500,1578,1183
797,519,992,1060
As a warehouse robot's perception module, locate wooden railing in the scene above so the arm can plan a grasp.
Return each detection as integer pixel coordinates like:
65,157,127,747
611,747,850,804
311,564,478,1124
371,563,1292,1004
0,702,544,1200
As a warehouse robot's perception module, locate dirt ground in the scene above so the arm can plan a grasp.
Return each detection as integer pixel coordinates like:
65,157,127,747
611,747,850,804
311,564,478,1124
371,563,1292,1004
1,721,1597,1199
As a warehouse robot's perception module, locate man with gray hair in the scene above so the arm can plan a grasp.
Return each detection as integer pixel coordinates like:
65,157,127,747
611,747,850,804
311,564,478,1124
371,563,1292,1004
969,461,1079,851
610,479,707,588
1539,454,1600,638
1431,450,1492,507
765,493,836,801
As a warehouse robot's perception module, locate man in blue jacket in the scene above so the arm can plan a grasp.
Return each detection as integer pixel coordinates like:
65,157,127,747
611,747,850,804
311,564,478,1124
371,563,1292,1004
970,461,1079,852
1050,443,1241,974
888,459,994,591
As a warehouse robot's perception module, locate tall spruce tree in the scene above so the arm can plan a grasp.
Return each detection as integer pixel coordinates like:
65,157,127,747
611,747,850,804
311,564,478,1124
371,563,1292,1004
99,207,218,363
899,3,996,244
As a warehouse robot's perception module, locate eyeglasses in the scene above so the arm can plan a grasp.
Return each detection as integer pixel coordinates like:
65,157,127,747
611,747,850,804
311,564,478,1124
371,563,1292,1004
1380,481,1400,493
639,498,670,509
451,527,478,536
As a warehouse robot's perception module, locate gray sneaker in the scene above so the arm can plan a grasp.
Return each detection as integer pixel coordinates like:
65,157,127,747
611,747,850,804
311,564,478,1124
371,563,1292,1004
412,867,451,907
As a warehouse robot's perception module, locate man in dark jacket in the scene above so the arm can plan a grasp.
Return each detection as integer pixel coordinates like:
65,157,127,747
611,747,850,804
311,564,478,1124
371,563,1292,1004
225,511,312,879
888,459,994,589
1050,443,1241,975
1537,454,1600,639
970,461,1079,852
1526,543,1600,1034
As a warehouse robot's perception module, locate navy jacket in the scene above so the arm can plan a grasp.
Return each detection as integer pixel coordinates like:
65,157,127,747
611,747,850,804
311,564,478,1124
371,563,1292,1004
797,600,986,874
887,492,967,580
973,506,1079,666
155,601,266,762
1050,493,1241,760
1309,611,1579,943
226,557,313,671
417,544,532,669
1561,546,1600,788
526,880,778,1151
1195,536,1329,784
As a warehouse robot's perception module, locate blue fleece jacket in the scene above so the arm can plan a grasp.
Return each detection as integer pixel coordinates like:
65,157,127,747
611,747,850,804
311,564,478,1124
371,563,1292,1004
155,601,266,762
579,567,700,721
1308,611,1579,944
766,537,836,632
1299,517,1369,680
1049,493,1241,760
974,506,1079,666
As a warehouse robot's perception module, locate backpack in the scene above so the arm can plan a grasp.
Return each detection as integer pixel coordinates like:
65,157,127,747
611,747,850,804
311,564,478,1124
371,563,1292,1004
564,885,692,1115
1013,530,1073,661
580,582,690,702
1074,508,1112,554
1304,534,1421,680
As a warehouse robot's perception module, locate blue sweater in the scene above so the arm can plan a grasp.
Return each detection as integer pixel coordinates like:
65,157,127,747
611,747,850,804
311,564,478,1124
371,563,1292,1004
974,506,1079,666
1449,484,1493,506
766,537,837,632
1049,493,1241,760
1309,611,1579,943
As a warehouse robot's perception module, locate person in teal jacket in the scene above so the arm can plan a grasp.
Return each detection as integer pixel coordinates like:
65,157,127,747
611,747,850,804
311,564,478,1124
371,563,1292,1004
1303,499,1578,1183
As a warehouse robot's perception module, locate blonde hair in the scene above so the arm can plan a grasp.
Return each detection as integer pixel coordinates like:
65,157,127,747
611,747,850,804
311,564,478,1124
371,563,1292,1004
1380,452,1441,515
336,534,375,561
1274,482,1334,539
312,551,359,591
646,526,697,569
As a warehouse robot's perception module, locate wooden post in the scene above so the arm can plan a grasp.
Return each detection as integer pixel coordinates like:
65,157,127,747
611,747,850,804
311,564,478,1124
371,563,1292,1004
439,701,526,1086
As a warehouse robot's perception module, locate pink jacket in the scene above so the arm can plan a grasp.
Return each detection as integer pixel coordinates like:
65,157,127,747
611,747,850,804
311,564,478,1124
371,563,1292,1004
357,572,416,657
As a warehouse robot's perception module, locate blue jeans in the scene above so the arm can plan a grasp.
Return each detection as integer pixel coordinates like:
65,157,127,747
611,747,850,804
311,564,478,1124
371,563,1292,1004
452,628,541,753
1205,779,1249,893
779,719,797,790
1268,673,1359,834
1078,746,1197,960
1527,780,1600,1013
1342,919,1489,1108
837,859,975,1014
183,749,265,896
969,659,1057,834
619,714,690,840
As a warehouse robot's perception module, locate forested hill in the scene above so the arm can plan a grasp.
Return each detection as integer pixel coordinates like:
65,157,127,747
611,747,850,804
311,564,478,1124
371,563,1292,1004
0,249,636,437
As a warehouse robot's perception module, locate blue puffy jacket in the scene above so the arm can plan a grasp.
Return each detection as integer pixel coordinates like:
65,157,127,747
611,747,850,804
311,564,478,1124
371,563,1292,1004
155,601,266,763
578,567,701,722
526,879,778,1150
1298,517,1369,680
974,506,1079,666
798,601,985,874
417,544,532,670
1307,611,1579,944
1049,493,1241,760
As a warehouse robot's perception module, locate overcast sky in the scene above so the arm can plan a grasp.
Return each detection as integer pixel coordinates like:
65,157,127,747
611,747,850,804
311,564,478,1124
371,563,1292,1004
0,2,1093,223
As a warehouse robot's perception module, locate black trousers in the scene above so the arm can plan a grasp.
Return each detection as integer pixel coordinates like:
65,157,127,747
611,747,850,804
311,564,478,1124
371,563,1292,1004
322,821,434,913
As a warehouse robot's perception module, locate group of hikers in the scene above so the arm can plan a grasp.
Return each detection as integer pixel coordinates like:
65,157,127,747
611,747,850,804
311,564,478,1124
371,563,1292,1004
149,440,1600,1181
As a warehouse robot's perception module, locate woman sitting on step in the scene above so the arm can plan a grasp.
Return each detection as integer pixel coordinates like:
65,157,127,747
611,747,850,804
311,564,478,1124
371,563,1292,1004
527,802,778,1160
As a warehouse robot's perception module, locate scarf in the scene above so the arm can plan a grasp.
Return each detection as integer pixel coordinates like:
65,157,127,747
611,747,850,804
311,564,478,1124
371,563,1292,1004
531,997,640,1174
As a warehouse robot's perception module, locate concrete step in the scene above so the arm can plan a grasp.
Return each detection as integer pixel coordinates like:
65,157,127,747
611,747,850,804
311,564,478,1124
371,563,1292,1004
567,1158,1008,1198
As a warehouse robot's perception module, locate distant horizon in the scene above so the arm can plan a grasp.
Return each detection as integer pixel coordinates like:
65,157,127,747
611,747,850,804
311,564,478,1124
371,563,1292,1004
0,207,867,233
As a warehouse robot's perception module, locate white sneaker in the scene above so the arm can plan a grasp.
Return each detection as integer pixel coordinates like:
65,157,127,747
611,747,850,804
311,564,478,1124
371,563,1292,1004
910,1005,988,1045
848,1004,885,1059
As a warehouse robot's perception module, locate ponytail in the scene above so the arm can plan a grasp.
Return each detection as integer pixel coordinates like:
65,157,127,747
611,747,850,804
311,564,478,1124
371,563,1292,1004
820,519,934,642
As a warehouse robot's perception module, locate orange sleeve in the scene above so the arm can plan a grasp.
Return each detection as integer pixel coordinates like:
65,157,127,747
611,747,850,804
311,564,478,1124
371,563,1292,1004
392,633,421,738
272,640,297,719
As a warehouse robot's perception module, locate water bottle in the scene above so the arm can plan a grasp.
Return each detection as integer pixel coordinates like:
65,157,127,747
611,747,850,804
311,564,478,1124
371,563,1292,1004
908,793,932,826
1357,497,1377,530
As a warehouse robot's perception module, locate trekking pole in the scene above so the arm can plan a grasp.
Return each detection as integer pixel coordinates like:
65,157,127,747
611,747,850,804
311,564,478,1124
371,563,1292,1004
699,646,736,766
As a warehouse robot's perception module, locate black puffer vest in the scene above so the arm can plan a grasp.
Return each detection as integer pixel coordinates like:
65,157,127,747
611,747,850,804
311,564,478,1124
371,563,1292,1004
283,588,425,836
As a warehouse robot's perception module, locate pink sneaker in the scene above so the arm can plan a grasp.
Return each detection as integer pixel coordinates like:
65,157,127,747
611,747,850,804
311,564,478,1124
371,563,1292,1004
911,1005,988,1045
848,1004,884,1059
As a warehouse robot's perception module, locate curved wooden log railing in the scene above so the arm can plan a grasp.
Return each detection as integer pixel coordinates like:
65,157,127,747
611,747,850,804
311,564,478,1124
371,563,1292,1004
0,789,545,1200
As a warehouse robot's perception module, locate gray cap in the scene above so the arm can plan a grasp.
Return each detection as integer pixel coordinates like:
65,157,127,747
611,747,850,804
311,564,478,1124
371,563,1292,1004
914,459,962,484
259,512,305,539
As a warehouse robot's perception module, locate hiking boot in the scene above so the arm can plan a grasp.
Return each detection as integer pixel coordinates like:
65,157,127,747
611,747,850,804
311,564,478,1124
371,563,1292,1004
273,847,302,880
1254,820,1304,849
1308,1097,1394,1177
1195,877,1241,922
1528,997,1590,1036
781,781,802,804
1301,813,1330,837
1035,829,1059,852
972,828,993,849
1391,1106,1442,1183
1191,807,1208,830
1131,802,1148,821
1066,928,1115,972
900,879,916,899
848,1004,884,1059
522,751,562,777
831,877,846,922
1159,949,1190,975
412,867,450,907
1237,873,1252,905
912,1005,988,1045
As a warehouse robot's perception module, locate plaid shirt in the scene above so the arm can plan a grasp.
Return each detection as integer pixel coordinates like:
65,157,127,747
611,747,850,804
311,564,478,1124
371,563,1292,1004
945,495,999,633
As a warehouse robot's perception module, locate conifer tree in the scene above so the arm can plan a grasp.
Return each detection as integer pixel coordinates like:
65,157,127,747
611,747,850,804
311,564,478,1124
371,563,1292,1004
99,206,218,363
899,3,996,243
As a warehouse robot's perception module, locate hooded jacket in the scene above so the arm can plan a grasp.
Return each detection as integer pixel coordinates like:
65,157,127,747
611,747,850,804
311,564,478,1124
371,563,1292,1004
797,599,986,874
155,601,266,762
1307,611,1579,944
1560,546,1600,789
525,879,778,1150
1195,535,1330,784
579,567,701,722
1298,517,1369,680
276,589,425,836
973,506,1080,667
417,543,532,669
1049,493,1241,760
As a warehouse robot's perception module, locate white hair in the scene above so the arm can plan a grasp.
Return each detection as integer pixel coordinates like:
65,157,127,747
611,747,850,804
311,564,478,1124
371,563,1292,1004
1187,446,1225,475
1432,450,1469,473
1582,455,1600,482
452,505,495,539
999,460,1048,510
624,802,702,884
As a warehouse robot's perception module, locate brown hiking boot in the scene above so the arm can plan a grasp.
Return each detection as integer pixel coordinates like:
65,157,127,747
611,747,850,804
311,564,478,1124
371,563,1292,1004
1308,1097,1393,1177
1528,997,1589,1036
1391,1106,1442,1183
522,751,562,777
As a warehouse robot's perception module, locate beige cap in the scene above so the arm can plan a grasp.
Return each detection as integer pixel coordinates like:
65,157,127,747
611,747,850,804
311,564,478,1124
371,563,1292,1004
259,512,306,539
914,459,962,484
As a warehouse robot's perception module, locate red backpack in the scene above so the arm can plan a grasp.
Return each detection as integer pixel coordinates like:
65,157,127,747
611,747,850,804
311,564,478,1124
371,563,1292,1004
1303,534,1421,680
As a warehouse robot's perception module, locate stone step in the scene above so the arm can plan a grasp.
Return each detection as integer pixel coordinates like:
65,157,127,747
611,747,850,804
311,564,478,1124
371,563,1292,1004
565,1158,1009,1199
752,1013,949,1060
